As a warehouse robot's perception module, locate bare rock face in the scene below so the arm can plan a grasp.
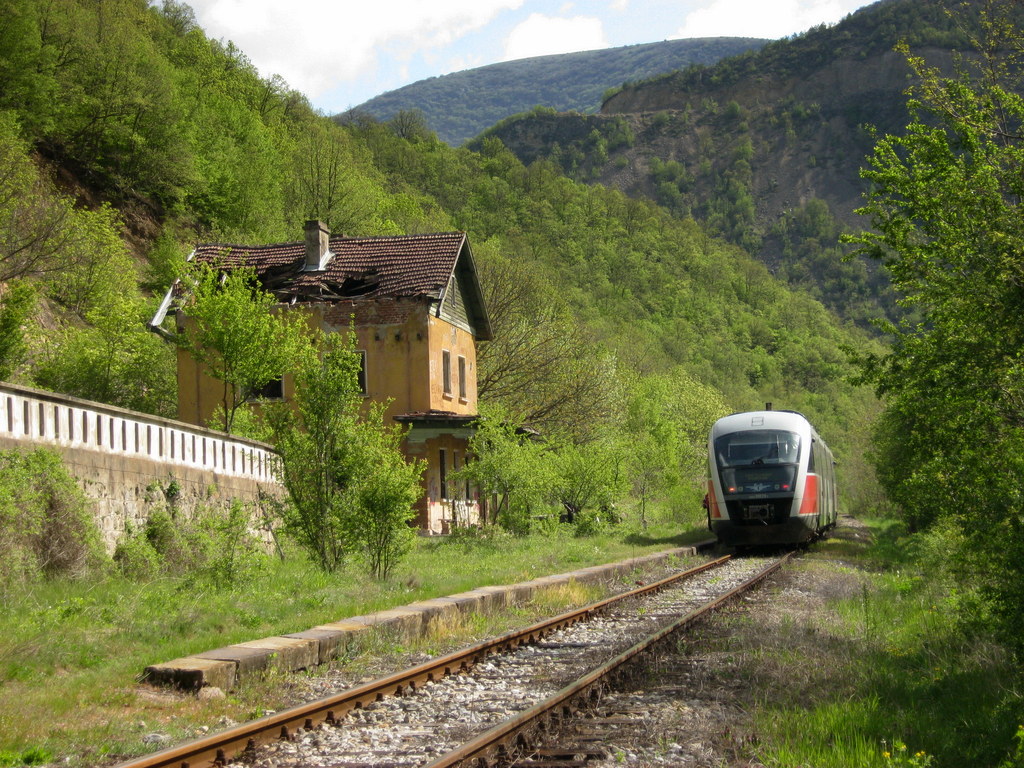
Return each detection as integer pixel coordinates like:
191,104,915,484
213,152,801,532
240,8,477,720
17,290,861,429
489,48,958,237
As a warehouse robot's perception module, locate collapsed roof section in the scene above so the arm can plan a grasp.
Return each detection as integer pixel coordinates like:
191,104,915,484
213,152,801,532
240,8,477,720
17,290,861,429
149,225,492,340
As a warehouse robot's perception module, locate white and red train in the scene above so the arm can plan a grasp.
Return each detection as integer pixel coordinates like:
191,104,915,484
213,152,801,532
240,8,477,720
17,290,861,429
705,409,837,548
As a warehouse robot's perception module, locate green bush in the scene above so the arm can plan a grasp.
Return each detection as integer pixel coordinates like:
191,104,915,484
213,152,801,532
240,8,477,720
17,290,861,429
112,534,160,581
0,448,105,589
0,746,51,767
572,508,608,537
114,500,266,588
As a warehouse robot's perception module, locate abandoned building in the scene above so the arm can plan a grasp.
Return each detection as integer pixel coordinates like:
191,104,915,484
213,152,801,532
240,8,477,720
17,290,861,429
151,220,492,533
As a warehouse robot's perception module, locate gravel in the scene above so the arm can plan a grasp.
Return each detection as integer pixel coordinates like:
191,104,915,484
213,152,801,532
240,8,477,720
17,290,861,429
560,517,872,767
229,556,777,768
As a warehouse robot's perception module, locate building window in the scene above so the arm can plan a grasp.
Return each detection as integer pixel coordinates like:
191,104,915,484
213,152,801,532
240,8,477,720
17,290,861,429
458,356,467,400
442,350,452,396
439,448,448,500
356,350,367,396
248,377,284,400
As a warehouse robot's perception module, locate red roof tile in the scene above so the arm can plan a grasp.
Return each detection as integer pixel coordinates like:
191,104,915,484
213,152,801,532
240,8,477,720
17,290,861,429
191,232,468,302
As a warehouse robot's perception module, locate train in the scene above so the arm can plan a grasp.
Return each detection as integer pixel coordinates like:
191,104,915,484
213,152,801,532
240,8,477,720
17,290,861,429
705,409,837,548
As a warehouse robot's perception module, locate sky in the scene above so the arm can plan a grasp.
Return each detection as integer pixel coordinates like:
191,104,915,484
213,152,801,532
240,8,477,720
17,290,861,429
184,0,878,115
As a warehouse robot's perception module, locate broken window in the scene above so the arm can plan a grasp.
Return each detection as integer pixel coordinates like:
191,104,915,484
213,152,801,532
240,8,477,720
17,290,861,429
248,377,284,401
356,350,367,396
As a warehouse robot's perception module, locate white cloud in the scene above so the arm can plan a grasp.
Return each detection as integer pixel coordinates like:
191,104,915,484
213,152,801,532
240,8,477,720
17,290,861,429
675,0,855,40
502,13,608,61
444,53,488,75
187,0,524,100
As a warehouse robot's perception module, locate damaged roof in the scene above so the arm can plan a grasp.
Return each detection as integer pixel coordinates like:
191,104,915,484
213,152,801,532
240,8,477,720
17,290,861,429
192,231,470,303
150,229,492,340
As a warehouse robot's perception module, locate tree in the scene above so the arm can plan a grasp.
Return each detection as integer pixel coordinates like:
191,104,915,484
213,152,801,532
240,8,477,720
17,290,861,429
0,280,34,380
847,4,1024,649
32,293,176,417
347,409,422,579
456,403,557,534
623,371,727,528
550,435,625,528
0,112,79,282
174,261,306,433
475,249,616,440
285,119,388,235
268,332,422,576
388,109,432,142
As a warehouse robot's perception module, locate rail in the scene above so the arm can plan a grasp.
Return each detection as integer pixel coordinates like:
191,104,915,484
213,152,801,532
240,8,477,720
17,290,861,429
111,555,732,768
426,552,794,767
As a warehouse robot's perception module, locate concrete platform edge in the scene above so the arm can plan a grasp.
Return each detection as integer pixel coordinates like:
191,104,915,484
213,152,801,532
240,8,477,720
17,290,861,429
144,541,711,691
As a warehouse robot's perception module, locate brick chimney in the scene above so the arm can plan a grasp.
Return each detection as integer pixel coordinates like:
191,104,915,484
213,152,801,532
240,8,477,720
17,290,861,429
304,219,331,271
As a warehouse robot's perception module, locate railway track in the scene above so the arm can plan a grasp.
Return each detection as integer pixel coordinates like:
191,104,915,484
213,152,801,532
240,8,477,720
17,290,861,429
114,552,791,768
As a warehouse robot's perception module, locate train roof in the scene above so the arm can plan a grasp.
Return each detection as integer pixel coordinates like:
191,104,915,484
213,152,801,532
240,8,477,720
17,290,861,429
711,410,817,441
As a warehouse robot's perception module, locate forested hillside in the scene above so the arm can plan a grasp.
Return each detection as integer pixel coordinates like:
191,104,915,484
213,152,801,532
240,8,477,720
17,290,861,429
9,1,1024,764
480,0,1005,328
0,0,881,515
352,36,767,146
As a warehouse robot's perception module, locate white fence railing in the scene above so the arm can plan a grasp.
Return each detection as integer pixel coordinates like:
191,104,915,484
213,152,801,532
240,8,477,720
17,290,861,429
0,382,278,483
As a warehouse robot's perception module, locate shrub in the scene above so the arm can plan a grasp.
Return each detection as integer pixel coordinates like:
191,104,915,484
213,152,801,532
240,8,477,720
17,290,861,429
112,534,160,581
114,500,266,587
0,448,105,589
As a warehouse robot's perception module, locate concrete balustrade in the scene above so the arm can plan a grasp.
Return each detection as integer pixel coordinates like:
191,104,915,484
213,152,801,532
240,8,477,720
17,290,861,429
0,382,277,482
0,382,282,551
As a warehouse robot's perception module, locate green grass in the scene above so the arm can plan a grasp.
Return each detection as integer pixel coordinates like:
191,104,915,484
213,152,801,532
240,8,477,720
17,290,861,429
731,521,1024,768
0,520,706,766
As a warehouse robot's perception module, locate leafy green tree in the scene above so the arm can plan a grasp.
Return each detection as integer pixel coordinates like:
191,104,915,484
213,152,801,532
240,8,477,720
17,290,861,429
285,119,395,236
550,434,625,529
347,410,422,579
0,111,79,282
387,109,432,142
0,280,34,380
848,9,1024,648
268,332,422,576
456,403,557,534
188,90,287,239
32,294,176,416
623,371,727,527
45,204,137,316
268,334,359,571
174,261,306,433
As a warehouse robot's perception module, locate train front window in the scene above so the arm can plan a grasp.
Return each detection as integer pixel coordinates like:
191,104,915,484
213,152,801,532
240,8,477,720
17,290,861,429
715,430,800,494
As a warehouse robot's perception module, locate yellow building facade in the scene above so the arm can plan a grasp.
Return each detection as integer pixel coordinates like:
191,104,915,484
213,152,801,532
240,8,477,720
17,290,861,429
156,222,491,533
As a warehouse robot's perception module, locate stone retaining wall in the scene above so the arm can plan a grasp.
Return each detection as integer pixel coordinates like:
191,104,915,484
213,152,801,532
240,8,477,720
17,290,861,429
0,382,281,551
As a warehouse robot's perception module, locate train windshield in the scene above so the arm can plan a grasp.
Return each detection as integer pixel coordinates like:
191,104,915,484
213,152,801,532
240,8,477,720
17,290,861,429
715,430,801,495
715,430,800,467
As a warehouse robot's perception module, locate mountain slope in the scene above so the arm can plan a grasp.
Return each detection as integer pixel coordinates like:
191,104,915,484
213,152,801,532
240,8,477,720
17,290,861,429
351,37,767,146
0,0,880,499
477,0,986,326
